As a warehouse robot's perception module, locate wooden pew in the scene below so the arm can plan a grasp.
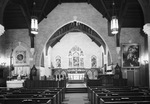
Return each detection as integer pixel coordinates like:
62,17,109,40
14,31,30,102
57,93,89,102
100,96,150,104
23,80,66,89
88,86,149,104
4,94,56,104
23,87,65,102
17,87,64,104
0,98,52,104
95,92,147,104
0,87,64,104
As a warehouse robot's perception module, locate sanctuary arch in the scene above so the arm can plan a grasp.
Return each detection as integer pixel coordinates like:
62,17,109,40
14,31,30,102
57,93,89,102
41,21,112,81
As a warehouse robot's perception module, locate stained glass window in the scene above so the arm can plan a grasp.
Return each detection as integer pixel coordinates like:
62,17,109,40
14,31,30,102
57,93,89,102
91,55,97,68
56,56,61,68
68,45,84,68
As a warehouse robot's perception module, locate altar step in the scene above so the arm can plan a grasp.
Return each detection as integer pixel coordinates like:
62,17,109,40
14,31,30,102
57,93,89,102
68,80,85,84
66,88,87,93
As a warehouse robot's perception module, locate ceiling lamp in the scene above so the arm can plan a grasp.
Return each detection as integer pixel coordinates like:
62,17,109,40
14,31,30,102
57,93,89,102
31,1,38,35
0,24,5,36
110,2,119,35
31,16,38,35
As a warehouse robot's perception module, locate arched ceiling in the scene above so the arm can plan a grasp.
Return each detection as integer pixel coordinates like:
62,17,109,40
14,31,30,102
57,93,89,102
46,21,106,55
3,0,144,29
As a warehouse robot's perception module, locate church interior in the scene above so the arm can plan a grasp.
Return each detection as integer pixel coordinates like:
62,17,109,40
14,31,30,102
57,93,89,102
0,0,150,104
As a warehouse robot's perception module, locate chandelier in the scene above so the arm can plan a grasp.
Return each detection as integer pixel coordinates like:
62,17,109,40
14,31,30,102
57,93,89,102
0,24,5,36
110,1,119,35
31,1,38,35
31,16,38,35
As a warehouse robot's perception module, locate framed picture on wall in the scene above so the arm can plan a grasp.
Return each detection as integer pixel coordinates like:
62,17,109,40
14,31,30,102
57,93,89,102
121,43,140,68
15,50,26,64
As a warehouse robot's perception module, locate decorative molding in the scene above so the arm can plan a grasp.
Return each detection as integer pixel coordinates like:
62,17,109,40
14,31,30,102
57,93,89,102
143,23,150,36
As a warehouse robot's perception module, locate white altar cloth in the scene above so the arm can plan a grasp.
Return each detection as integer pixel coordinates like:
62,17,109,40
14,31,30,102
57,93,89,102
68,73,85,80
6,80,24,88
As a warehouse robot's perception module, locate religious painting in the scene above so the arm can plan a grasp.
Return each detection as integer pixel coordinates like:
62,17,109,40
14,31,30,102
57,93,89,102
91,55,97,68
56,56,61,68
15,51,26,64
122,43,140,68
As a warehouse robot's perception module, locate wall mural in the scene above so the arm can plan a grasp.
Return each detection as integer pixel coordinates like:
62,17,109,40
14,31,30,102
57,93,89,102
68,45,84,68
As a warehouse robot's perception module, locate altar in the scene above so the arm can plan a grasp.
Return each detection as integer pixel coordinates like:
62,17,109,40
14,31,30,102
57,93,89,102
68,73,85,80
6,80,24,88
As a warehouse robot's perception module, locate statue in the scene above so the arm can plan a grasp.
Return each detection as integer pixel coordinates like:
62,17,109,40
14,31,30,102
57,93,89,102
114,63,122,79
30,65,37,80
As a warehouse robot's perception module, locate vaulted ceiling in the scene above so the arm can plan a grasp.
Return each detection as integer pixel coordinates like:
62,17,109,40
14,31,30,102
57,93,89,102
3,0,144,30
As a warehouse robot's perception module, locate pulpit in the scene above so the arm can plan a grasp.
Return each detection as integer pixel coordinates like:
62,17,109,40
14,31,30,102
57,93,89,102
98,74,114,86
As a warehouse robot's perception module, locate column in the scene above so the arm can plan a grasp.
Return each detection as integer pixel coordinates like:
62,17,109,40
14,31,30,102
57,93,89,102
143,23,150,88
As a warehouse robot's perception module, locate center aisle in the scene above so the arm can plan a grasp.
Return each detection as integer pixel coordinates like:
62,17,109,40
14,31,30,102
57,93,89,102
62,93,90,104
62,83,90,104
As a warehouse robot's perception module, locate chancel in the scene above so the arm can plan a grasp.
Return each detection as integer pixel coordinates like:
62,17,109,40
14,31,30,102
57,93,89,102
0,0,150,104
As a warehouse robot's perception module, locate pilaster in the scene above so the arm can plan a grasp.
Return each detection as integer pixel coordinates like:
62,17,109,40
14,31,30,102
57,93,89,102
143,23,150,88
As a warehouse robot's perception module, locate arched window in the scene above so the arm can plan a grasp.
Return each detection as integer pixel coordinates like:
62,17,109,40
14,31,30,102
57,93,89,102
68,45,84,68
91,55,97,68
56,56,61,68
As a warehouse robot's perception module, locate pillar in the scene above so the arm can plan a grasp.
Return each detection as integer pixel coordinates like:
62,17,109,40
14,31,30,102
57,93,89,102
143,23,150,88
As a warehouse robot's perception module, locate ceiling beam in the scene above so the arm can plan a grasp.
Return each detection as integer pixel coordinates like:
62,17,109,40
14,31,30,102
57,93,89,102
18,6,30,29
0,0,10,24
100,0,111,20
39,0,49,21
116,0,128,47
20,0,31,29
138,0,150,23
58,0,61,4
87,0,90,4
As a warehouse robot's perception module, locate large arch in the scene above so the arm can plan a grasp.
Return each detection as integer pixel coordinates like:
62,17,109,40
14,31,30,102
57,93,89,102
45,21,106,55
36,3,118,66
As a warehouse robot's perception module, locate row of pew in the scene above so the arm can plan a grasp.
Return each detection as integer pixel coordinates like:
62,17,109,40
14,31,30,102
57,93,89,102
88,86,150,104
0,87,65,104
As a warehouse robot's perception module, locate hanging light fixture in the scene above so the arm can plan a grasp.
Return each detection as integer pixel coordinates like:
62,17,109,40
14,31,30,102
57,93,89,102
31,16,38,35
110,1,119,35
31,1,38,35
0,24,5,36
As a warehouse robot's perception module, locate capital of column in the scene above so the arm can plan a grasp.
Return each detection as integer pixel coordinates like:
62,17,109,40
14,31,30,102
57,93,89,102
143,23,150,36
